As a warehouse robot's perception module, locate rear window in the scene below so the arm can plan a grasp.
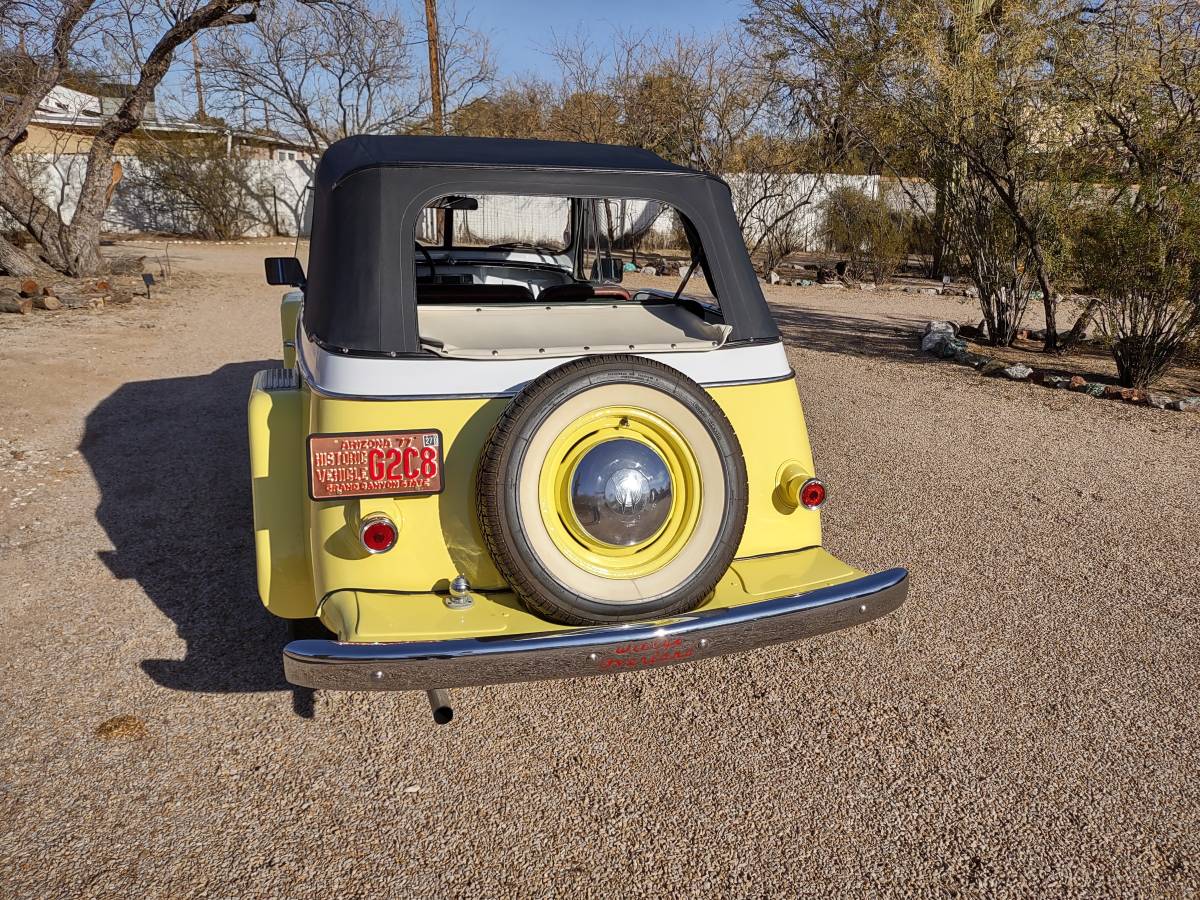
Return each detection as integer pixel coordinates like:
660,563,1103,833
417,194,572,252
414,193,720,308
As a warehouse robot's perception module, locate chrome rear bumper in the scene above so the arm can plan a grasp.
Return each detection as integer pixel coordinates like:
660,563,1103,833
283,567,908,691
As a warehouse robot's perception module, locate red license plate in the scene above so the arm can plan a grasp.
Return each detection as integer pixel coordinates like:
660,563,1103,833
307,430,444,500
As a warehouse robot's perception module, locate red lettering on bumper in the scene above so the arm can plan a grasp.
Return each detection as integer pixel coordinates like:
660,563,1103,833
597,645,696,670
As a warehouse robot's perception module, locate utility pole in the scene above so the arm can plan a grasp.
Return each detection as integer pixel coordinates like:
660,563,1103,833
423,0,444,134
190,36,205,120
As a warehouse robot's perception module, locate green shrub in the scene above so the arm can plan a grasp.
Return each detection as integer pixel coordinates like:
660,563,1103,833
821,186,909,283
134,138,263,240
955,177,1040,347
1073,192,1200,388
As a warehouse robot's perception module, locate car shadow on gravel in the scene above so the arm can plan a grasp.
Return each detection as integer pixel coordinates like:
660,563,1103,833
769,303,932,364
82,361,316,717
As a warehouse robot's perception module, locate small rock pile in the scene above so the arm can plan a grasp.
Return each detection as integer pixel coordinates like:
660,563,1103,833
634,258,710,280
919,321,1200,412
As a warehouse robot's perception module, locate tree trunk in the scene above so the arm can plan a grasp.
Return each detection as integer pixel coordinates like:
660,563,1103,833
1041,289,1058,352
931,158,955,277
0,235,53,279
56,290,106,309
1028,246,1058,353
0,160,83,273
0,0,258,278
0,290,32,313
0,1,95,158
1058,297,1099,354
63,221,109,276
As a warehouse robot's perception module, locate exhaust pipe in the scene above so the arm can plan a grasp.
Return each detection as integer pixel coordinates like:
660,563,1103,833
426,688,453,725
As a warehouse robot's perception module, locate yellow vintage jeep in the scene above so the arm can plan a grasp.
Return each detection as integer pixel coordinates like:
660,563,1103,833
251,136,907,721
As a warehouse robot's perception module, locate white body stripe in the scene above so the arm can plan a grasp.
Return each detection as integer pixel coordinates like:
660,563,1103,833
296,327,791,399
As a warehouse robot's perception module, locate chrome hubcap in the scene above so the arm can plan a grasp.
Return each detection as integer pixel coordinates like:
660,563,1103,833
570,439,672,546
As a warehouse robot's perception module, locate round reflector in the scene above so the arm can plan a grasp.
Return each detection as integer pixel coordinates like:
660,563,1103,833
360,516,397,553
800,479,826,509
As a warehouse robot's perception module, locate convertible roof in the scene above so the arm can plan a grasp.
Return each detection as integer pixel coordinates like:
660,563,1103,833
303,135,778,355
316,135,702,187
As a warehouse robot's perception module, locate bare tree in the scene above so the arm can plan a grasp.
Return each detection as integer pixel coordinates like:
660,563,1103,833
727,164,822,270
536,28,823,268
206,0,493,148
541,31,623,145
430,0,494,127
956,174,1039,344
0,0,289,277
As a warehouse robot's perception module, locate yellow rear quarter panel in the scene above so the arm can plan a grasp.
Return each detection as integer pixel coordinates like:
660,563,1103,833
248,370,313,617
251,371,826,629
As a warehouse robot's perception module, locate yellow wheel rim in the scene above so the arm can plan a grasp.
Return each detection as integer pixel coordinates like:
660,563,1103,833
537,405,702,579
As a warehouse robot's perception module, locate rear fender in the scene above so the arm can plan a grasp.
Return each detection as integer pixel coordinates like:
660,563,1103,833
249,368,314,616
280,290,303,368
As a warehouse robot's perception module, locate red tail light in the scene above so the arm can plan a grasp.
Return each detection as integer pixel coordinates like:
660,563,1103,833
799,479,826,509
360,515,398,553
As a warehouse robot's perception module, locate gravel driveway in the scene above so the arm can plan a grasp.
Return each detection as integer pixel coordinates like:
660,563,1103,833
1,243,1198,897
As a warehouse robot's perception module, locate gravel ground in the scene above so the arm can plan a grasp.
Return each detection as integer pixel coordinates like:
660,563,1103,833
1,243,1198,897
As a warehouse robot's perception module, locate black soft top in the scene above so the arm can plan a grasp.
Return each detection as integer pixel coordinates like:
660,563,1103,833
316,134,700,180
304,135,779,355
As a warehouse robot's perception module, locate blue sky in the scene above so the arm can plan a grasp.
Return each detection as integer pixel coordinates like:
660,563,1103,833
158,0,747,119
464,0,744,79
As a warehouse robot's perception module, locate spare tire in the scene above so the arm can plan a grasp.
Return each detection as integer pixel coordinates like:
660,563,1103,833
476,354,748,625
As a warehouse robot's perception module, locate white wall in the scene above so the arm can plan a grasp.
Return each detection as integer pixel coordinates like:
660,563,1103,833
10,154,314,237
9,155,889,252
727,173,882,252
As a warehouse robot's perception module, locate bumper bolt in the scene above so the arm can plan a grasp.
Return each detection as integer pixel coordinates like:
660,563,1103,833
445,574,473,610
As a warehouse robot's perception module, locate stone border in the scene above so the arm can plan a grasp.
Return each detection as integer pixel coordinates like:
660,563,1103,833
919,321,1200,413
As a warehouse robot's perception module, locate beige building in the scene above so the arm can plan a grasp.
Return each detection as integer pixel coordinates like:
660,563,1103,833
9,85,314,161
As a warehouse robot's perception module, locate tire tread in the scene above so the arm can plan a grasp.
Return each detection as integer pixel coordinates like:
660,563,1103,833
476,354,748,626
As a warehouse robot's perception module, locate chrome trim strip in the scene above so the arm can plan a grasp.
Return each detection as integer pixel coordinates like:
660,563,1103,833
296,321,793,401
298,366,795,401
690,370,797,389
282,567,908,691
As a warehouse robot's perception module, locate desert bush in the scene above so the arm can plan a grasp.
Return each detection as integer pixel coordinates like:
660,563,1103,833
135,138,263,240
760,210,806,273
1074,194,1200,388
905,214,941,273
954,175,1040,346
821,186,909,283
